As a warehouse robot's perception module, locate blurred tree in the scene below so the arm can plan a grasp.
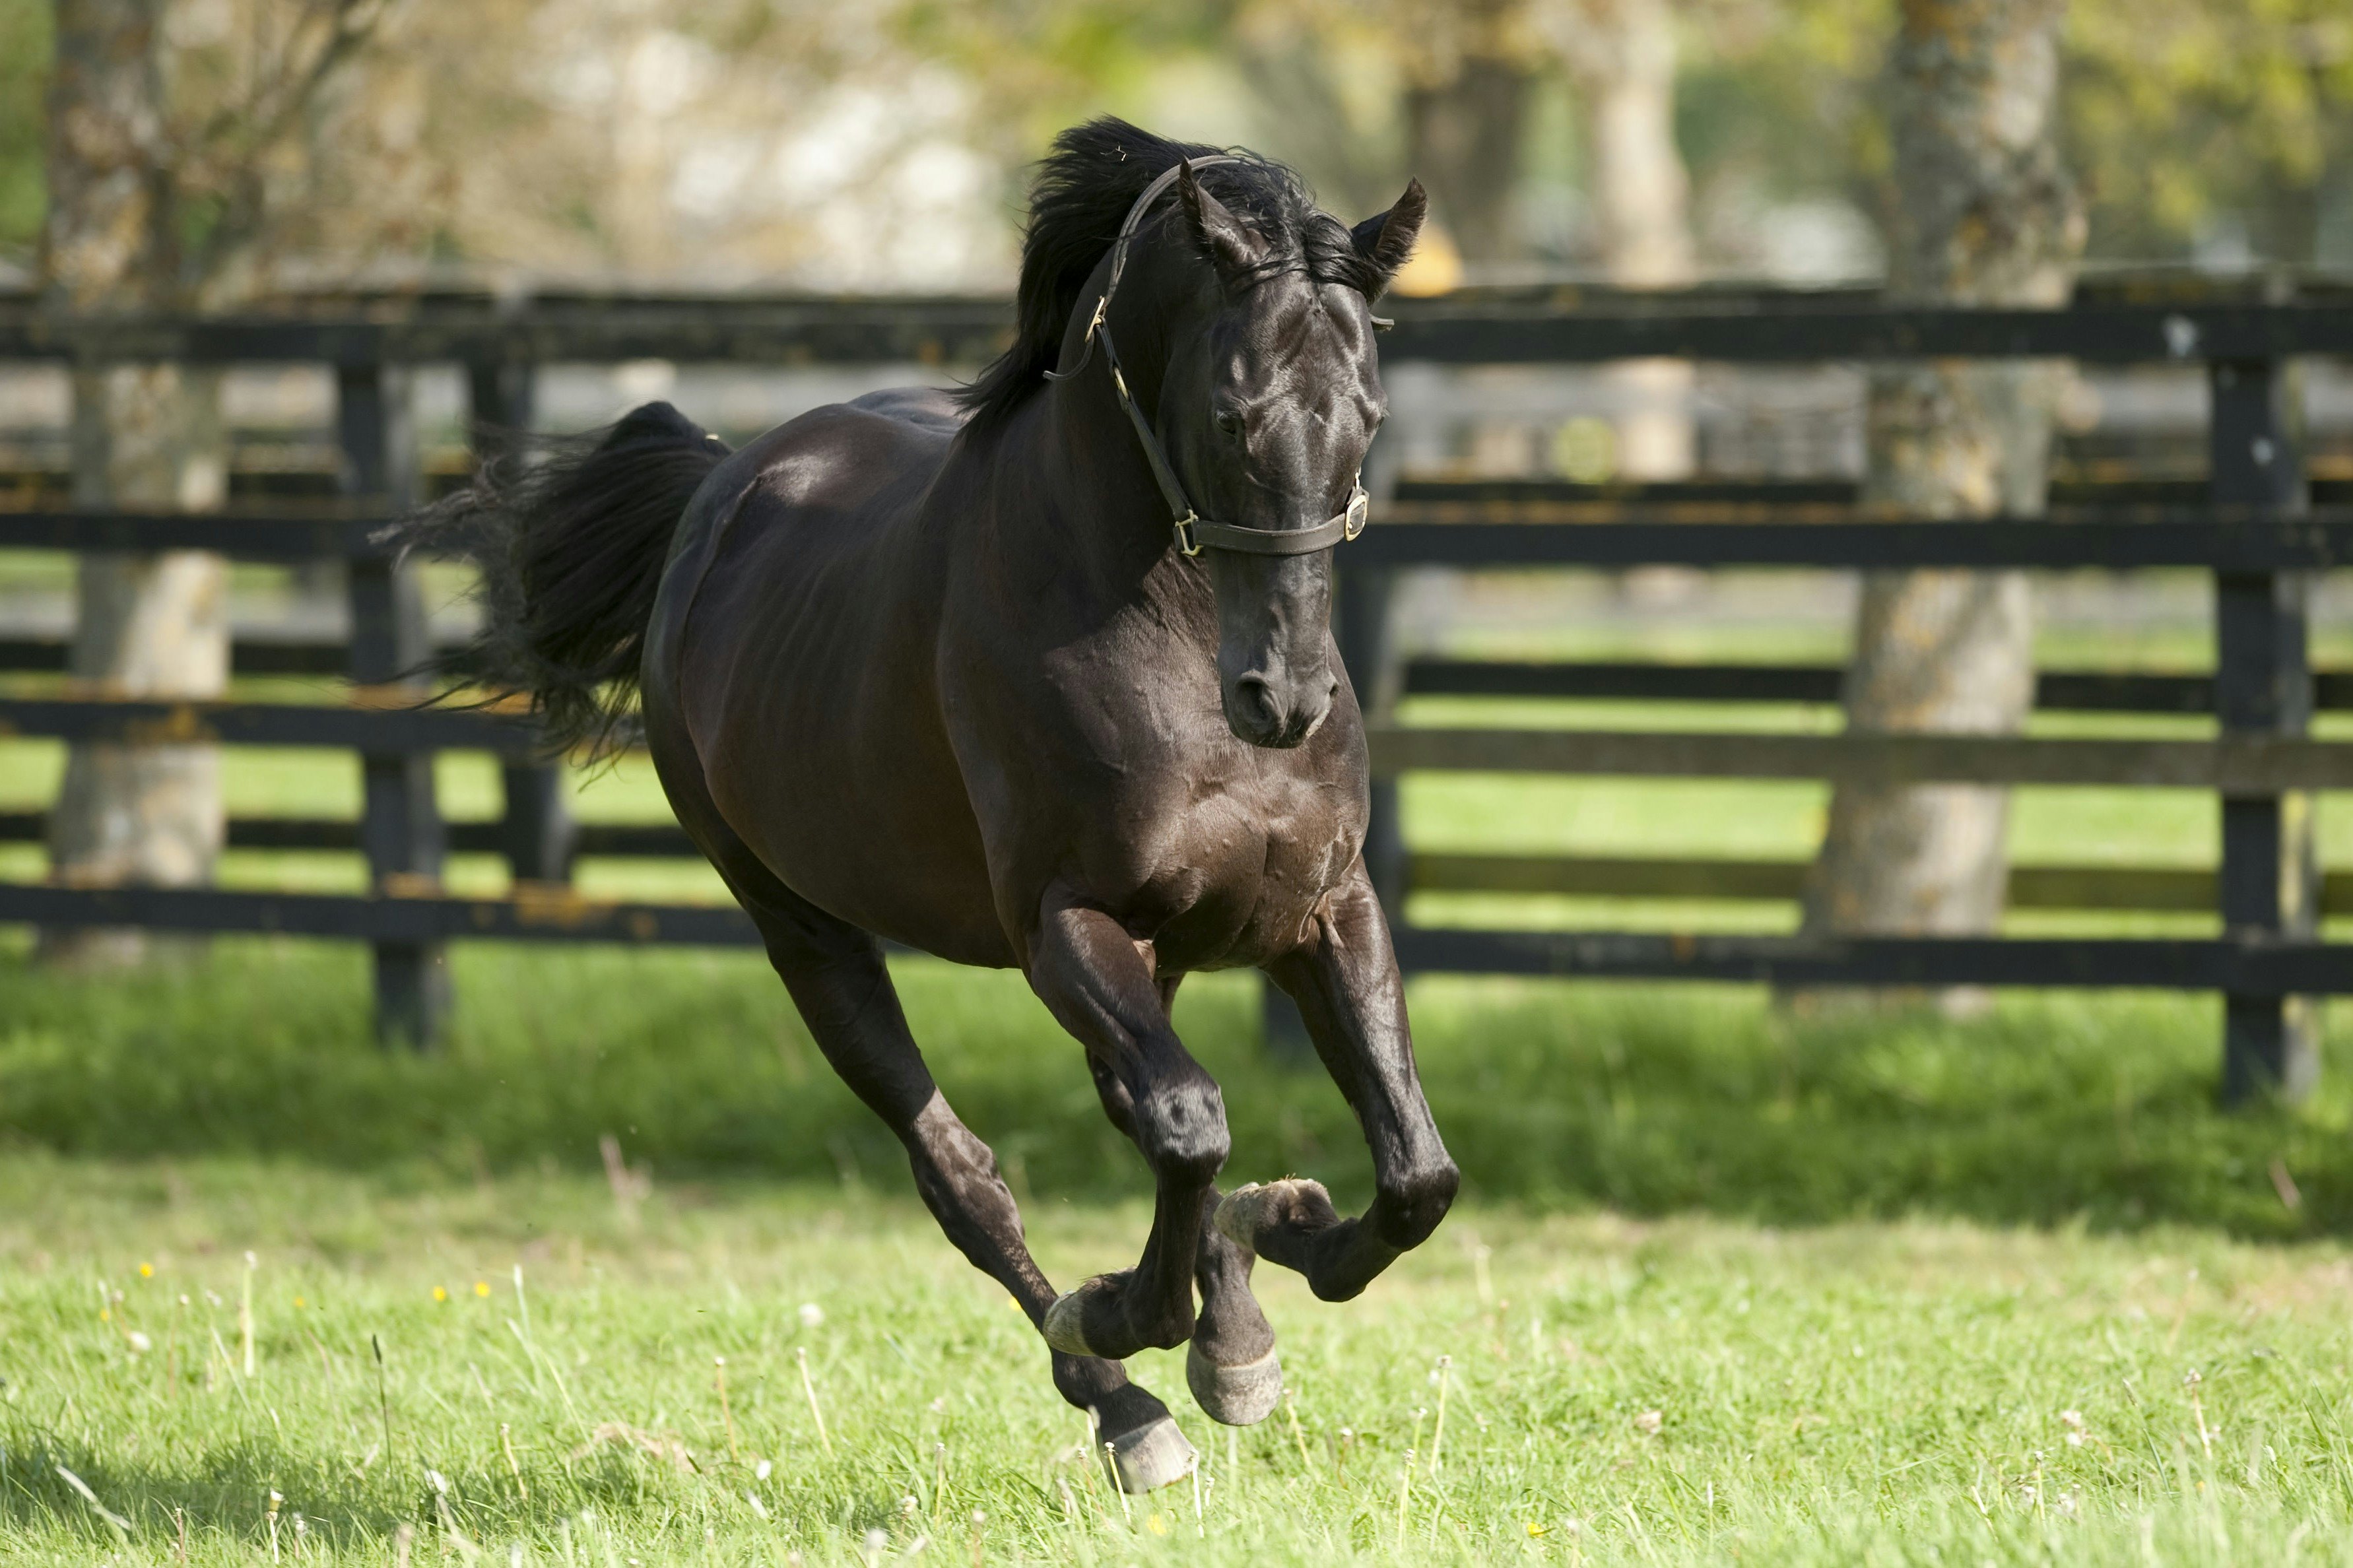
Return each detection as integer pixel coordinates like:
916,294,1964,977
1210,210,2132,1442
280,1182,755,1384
40,0,379,964
1226,5,1408,220
0,3,48,258
1801,0,2085,1000
2066,0,2353,267
255,0,1029,290
1531,0,1698,484
1398,0,1533,266
1678,0,2352,272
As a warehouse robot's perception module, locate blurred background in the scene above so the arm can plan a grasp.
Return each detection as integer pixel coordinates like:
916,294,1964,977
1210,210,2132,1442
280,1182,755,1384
7,0,2351,293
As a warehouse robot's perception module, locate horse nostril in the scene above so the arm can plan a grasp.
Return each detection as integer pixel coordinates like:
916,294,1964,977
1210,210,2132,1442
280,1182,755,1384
1232,673,1290,737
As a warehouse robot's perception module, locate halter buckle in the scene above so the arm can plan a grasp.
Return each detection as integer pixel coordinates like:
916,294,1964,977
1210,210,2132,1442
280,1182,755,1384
1343,486,1371,541
1174,512,1202,558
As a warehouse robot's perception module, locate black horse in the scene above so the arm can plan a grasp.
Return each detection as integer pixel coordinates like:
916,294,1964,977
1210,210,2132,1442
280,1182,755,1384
413,119,1457,1491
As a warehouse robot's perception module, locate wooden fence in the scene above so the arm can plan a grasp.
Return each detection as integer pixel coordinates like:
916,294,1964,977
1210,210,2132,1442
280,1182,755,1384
3,286,2352,1099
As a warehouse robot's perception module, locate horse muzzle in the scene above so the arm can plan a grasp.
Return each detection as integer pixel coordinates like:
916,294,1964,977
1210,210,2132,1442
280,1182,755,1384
1222,668,1336,750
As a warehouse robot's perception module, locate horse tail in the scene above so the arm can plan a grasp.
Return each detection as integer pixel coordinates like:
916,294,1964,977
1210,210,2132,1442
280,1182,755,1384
393,401,729,757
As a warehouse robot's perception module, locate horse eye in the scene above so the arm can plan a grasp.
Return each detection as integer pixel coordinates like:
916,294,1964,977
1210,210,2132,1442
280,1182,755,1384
1212,407,1245,438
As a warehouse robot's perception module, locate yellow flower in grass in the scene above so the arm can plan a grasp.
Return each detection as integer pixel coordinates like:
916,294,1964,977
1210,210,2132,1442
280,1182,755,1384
432,1286,449,1303
475,1282,490,1297
139,1262,154,1278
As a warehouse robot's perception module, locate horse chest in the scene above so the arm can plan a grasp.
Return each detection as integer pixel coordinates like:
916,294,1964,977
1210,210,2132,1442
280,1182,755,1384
1088,756,1360,968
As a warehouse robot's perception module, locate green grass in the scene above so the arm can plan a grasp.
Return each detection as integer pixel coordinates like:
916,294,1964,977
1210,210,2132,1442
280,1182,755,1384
4,1149,2352,1563
4,944,2353,1561
7,942,2353,1235
7,581,2353,1559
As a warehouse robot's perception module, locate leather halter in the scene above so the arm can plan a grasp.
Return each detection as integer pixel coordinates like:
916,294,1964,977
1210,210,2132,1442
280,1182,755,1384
1045,157,1372,560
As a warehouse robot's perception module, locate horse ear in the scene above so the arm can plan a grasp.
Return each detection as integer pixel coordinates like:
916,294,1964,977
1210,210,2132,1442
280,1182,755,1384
1176,160,1267,285
1350,178,1427,298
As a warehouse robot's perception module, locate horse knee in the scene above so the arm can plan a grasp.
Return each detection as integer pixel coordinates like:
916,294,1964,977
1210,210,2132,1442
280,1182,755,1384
1375,1156,1459,1250
1135,1077,1230,1183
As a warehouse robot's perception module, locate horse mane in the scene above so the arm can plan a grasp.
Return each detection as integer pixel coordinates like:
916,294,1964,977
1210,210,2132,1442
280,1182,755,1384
956,117,1386,430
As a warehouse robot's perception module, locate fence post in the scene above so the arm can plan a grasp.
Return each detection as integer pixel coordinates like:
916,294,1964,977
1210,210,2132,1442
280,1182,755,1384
2210,356,2317,1103
341,360,449,1048
465,360,576,885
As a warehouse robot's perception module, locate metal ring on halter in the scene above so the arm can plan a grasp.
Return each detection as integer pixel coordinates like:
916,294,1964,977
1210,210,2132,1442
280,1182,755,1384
1044,155,1376,560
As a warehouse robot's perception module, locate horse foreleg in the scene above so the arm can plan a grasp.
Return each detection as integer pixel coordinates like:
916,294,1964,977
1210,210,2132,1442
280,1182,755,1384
1075,979,1282,1427
1027,894,1229,1371
1236,863,1459,1303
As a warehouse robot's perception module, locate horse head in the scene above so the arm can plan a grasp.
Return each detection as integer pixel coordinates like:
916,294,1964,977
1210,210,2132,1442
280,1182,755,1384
1154,165,1425,748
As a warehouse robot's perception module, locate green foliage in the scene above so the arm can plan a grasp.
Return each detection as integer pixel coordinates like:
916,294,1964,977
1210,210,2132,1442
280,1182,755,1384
1677,0,1894,209
0,0,50,261
1676,0,2353,269
898,0,1239,162
2065,0,2353,263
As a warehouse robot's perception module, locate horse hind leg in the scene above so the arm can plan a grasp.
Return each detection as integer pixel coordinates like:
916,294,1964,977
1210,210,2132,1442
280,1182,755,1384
642,713,1193,1488
725,863,1191,1490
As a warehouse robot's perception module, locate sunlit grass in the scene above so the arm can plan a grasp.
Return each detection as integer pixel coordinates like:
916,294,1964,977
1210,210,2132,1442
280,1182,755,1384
3,1154,2350,1564
5,580,2353,1559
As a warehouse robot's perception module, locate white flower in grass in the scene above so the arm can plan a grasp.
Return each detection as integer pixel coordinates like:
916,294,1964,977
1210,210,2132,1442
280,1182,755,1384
798,1302,825,1329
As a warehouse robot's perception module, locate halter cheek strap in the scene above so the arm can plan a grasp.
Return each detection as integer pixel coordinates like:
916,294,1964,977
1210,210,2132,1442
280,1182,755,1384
1045,157,1371,560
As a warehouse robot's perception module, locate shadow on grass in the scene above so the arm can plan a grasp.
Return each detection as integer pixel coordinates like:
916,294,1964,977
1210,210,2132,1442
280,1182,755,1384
0,1429,859,1553
1,938,2346,1237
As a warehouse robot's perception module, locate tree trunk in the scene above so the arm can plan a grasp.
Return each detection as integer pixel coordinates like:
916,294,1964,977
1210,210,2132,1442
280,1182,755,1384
40,0,230,964
1405,2,1529,268
1582,0,1695,484
1801,0,2083,1002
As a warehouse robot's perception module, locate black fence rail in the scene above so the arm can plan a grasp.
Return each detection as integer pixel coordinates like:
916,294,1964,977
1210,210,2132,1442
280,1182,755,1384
0,287,2348,1100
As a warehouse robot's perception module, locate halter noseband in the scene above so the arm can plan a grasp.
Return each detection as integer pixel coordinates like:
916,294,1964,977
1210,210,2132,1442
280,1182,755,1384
1044,157,1372,560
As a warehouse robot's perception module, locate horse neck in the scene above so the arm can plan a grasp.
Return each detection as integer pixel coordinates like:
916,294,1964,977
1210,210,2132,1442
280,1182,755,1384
1011,263,1204,603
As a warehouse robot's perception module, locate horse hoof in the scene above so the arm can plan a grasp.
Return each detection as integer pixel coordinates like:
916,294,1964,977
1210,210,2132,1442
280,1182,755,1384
1187,1341,1282,1427
1104,1415,1196,1493
1213,1177,1330,1249
1043,1288,1100,1357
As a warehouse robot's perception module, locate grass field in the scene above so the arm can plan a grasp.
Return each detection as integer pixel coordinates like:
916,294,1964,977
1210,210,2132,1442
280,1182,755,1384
5,945,2353,1563
7,573,2353,1559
